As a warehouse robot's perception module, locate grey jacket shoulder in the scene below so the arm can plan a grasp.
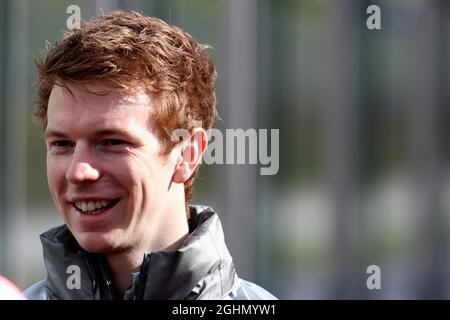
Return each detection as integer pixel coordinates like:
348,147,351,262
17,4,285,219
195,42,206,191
24,278,277,300
24,279,46,300
229,279,278,300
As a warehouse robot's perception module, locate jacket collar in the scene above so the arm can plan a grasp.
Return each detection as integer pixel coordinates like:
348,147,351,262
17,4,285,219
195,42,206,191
40,205,239,300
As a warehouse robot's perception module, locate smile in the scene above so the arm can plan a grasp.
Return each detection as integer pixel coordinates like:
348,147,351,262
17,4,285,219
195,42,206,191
73,199,119,214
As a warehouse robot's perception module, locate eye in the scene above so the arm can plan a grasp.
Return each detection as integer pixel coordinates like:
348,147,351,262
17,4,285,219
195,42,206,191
51,140,74,148
103,139,126,146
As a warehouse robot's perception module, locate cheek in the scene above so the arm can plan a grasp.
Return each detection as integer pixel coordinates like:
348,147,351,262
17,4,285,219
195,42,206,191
122,156,173,196
46,157,67,193
122,152,161,179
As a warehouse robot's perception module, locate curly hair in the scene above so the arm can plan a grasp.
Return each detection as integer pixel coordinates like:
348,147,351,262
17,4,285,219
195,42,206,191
35,10,217,205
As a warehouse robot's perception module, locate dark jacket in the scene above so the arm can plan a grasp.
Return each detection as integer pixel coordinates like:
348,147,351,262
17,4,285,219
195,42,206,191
24,205,276,300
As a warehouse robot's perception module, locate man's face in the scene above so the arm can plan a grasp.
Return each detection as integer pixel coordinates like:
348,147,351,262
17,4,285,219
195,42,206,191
45,82,176,253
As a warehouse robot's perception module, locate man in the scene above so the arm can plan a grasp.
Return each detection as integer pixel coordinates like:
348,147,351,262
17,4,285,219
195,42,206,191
24,10,276,300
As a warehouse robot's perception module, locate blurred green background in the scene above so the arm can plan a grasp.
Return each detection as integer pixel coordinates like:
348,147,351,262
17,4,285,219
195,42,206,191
1,0,450,299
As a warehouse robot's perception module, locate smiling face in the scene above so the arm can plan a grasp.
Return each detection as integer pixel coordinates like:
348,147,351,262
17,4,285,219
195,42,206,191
45,82,182,254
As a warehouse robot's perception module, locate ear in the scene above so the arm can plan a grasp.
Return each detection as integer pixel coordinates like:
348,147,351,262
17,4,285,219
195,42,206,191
172,127,208,184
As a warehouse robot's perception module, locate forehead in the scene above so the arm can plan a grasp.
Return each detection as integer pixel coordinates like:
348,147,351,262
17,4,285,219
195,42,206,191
46,83,155,133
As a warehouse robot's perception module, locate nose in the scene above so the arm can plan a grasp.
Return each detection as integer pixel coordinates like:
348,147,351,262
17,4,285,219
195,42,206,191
66,145,100,183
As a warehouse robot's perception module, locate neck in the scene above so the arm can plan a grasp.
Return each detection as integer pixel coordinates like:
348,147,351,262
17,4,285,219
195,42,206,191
106,251,140,298
105,199,190,298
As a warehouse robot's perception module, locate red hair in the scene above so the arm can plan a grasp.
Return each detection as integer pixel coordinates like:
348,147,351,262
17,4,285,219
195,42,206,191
35,10,217,205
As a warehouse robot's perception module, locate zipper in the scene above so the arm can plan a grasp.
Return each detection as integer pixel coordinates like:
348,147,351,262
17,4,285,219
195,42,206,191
83,252,116,299
82,252,98,299
134,253,151,300
97,255,117,299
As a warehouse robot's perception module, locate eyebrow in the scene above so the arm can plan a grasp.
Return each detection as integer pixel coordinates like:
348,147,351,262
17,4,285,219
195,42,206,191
44,130,67,139
44,128,136,140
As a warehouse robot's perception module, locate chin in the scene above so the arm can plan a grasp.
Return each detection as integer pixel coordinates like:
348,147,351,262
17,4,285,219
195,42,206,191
74,232,118,254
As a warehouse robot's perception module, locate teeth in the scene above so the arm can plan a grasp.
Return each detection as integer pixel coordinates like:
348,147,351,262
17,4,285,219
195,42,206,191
74,200,113,213
87,201,95,211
